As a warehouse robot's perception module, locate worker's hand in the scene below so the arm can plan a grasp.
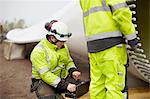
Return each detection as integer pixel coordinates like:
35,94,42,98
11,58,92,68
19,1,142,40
56,79,69,93
128,38,139,49
72,71,81,81
67,83,76,92
128,38,142,52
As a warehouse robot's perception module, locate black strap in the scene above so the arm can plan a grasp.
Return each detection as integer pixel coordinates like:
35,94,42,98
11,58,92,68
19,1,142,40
87,37,126,53
30,79,41,92
121,65,129,99
35,89,42,99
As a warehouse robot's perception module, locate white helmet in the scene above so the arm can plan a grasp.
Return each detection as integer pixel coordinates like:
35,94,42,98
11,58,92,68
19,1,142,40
45,20,72,41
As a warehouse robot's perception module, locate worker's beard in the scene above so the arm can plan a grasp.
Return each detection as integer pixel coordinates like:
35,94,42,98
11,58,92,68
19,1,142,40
56,42,65,49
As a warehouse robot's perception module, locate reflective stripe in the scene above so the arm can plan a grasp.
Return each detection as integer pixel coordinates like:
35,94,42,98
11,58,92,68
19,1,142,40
69,57,73,61
52,77,61,88
67,57,76,70
32,74,35,78
38,44,51,65
118,84,124,87
32,65,35,69
102,0,110,11
86,31,122,41
51,64,64,73
111,2,128,12
51,67,61,73
125,33,137,40
83,0,110,17
32,74,40,79
59,63,64,68
83,6,110,17
38,67,50,74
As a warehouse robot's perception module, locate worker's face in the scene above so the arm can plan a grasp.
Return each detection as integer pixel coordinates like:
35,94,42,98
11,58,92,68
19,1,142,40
56,41,65,49
49,35,65,49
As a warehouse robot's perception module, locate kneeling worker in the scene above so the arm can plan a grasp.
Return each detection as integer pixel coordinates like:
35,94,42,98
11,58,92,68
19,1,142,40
30,20,81,99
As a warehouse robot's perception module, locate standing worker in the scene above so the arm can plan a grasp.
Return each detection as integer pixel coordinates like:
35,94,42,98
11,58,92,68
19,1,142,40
30,20,81,99
80,0,139,99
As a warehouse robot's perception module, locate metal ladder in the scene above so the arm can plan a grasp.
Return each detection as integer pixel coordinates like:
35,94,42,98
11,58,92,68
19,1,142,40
126,0,150,83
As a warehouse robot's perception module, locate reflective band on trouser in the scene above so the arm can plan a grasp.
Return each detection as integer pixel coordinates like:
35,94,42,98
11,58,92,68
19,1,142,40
111,2,128,12
38,67,50,74
125,33,137,40
86,31,122,41
83,6,110,17
52,76,61,88
87,37,125,53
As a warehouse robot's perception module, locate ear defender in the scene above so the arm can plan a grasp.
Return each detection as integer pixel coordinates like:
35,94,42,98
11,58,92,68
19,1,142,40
45,20,58,31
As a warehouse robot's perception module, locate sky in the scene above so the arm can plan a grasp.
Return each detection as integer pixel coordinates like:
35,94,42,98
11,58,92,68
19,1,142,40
0,0,73,25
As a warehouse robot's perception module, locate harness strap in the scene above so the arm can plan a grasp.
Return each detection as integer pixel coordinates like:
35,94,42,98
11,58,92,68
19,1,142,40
87,37,125,53
30,79,41,92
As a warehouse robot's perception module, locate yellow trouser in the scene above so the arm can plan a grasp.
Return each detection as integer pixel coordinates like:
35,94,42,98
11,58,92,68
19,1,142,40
88,44,127,99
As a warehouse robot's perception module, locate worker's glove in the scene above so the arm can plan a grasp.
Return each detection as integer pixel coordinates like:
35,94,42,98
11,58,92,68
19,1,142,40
128,38,139,50
72,71,81,81
56,79,68,93
68,68,81,80
56,79,77,93
67,83,76,92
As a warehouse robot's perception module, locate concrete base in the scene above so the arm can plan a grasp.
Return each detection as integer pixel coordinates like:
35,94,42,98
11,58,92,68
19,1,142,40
3,40,26,60
3,40,37,60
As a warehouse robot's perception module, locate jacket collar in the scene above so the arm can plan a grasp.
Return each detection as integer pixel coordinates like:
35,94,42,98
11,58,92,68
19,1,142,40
43,37,58,50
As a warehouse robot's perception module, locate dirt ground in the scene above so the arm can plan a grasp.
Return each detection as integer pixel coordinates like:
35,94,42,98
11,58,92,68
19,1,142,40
0,43,90,99
0,43,36,99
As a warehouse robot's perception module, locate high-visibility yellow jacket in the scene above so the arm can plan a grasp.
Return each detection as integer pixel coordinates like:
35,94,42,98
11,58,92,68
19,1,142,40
30,38,76,87
80,0,137,52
